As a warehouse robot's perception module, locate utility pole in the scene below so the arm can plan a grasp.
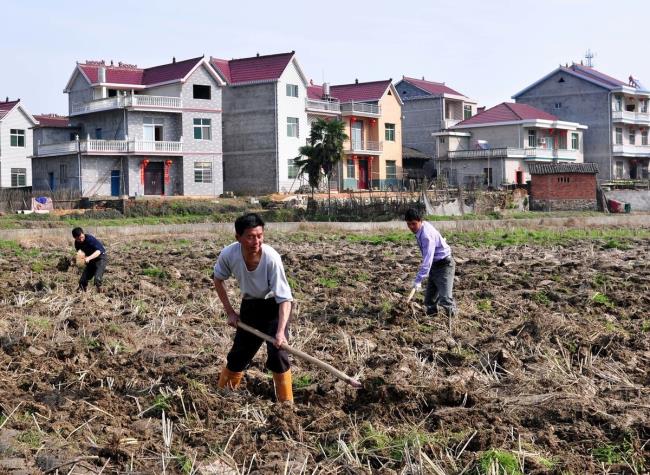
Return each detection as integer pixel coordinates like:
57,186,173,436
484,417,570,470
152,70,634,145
76,134,82,196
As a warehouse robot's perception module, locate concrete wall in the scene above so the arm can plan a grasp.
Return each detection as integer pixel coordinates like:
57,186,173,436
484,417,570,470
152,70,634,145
72,109,127,141
68,72,94,113
222,82,278,194
32,154,80,192
0,106,35,187
604,189,650,211
398,89,443,157
376,88,403,188
515,70,612,179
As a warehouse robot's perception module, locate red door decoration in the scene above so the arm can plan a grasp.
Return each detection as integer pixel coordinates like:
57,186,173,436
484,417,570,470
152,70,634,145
140,159,149,185
164,160,172,184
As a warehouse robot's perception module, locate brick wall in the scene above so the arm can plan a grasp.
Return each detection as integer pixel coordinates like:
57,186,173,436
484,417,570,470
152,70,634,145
531,173,596,200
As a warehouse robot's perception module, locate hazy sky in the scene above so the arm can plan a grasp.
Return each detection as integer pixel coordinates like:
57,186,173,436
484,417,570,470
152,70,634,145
2,0,648,115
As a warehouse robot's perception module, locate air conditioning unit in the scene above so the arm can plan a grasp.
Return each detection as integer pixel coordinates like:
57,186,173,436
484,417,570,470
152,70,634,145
538,138,547,145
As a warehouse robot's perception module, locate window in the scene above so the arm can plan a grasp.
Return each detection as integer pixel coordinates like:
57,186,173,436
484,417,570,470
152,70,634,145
144,117,164,141
615,128,623,145
629,129,636,145
193,118,212,140
288,158,299,179
528,129,537,148
10,129,25,147
108,89,118,97
483,167,493,186
287,117,299,137
10,168,26,187
571,133,579,150
385,123,395,141
615,160,624,178
642,99,648,113
347,159,355,178
193,85,211,100
286,84,299,97
642,130,648,145
386,160,397,179
558,133,567,150
95,128,102,139
554,102,562,109
194,161,212,183
614,96,623,112
463,105,472,119
60,164,67,184
557,176,570,183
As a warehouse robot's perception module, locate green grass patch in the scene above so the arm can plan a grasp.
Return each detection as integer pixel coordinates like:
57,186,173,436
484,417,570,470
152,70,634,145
532,292,551,306
478,449,522,475
27,317,51,330
317,277,339,288
592,292,615,308
294,374,313,389
356,271,370,282
17,429,43,448
141,265,169,279
174,452,194,474
642,320,650,333
477,299,493,312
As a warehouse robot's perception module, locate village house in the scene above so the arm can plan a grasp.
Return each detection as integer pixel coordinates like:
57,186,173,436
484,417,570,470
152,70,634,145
395,76,477,166
210,52,309,194
32,56,225,197
0,98,38,188
528,162,599,211
434,102,587,188
307,79,403,191
513,62,650,181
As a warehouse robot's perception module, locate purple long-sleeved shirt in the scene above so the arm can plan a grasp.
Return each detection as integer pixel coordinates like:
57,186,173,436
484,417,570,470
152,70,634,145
414,221,451,285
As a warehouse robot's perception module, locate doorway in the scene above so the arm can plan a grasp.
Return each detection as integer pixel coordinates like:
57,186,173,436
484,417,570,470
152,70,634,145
111,170,120,196
144,161,164,195
515,170,524,186
358,159,369,189
351,121,363,150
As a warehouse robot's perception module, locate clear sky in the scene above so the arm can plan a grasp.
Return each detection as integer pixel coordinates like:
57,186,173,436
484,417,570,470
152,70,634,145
2,0,649,115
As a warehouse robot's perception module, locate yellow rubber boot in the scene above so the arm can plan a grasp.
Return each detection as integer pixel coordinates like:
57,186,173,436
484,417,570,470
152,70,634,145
218,367,243,390
272,369,294,403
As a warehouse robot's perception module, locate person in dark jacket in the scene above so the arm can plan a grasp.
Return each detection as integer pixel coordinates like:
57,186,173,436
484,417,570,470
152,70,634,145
72,227,107,293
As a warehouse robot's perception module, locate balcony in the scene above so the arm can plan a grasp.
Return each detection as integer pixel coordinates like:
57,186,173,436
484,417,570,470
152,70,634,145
612,110,650,124
37,139,183,157
70,95,183,116
446,147,579,161
305,99,341,115
340,101,381,117
346,140,383,155
443,118,461,129
525,148,579,161
612,143,650,156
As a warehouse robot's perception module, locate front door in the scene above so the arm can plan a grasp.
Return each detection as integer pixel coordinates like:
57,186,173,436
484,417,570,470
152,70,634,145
358,159,368,189
515,170,523,186
48,172,55,191
144,161,164,195
111,170,120,196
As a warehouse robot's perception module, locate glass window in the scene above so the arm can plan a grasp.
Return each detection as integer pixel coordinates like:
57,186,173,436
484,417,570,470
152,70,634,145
571,133,579,150
615,128,623,145
194,161,212,183
288,159,299,179
347,159,355,179
614,96,622,112
483,168,493,186
558,133,567,150
287,117,299,137
528,130,537,148
10,168,26,187
95,128,102,139
286,84,299,97
193,85,211,100
642,130,648,145
385,123,395,141
463,105,472,119
193,118,212,140
10,129,25,147
615,160,624,178
386,160,396,179
629,129,636,145
641,99,648,113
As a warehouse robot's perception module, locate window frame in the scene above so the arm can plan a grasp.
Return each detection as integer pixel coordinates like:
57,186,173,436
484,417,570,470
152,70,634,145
629,129,636,145
615,128,623,145
571,132,579,150
10,129,25,147
463,105,472,119
527,129,537,148
287,158,299,179
347,159,355,179
384,123,395,141
385,160,397,179
193,161,213,183
642,130,648,145
10,168,27,187
193,118,212,140
193,84,212,100
287,117,299,138
286,84,299,98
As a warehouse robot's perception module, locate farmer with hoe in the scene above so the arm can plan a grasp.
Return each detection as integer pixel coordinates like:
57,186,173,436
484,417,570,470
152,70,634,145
213,212,294,403
72,227,108,293
405,208,457,318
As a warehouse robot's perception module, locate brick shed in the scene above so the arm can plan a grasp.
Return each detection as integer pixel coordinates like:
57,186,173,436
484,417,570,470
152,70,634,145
529,162,599,211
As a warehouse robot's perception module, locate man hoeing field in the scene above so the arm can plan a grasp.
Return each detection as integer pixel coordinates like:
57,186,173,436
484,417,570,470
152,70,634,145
213,213,294,403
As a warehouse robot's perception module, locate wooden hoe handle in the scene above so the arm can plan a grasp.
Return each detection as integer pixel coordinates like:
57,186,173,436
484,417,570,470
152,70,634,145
406,288,416,302
236,321,362,388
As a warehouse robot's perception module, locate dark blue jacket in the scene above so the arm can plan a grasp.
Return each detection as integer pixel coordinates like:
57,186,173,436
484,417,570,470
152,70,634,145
75,234,106,256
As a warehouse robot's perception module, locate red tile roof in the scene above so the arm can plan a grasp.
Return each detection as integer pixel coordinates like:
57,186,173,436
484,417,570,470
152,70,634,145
307,84,324,100
329,80,392,102
456,102,558,126
210,52,294,84
401,77,467,97
34,114,71,128
564,64,627,88
78,56,204,86
0,99,19,120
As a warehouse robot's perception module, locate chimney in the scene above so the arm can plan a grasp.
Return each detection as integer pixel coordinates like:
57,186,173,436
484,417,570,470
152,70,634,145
256,52,260,57
422,76,425,81
5,97,8,102
172,56,176,63
98,65,106,83
355,78,359,84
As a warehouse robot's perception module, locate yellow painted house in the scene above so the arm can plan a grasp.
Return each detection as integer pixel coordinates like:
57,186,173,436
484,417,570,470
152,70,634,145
306,79,403,190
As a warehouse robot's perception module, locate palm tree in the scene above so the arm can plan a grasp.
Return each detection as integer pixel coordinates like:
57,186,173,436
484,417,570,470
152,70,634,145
294,118,348,206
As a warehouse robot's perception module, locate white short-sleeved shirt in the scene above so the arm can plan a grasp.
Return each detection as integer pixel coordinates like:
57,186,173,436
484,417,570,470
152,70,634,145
213,242,293,304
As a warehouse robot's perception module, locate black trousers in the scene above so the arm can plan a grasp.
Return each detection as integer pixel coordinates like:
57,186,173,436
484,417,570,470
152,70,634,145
79,254,107,290
226,298,290,374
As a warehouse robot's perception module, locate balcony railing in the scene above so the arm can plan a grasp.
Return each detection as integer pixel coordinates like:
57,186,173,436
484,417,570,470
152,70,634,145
70,95,183,115
612,110,650,123
443,118,461,129
446,147,579,160
305,99,341,114
347,140,383,154
37,139,183,156
612,143,650,156
340,101,381,116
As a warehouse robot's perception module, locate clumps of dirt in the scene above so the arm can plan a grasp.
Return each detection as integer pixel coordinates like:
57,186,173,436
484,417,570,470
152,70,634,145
0,231,648,473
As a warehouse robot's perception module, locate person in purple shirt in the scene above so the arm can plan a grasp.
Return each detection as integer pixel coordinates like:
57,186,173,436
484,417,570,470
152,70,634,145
72,227,107,293
405,208,457,317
